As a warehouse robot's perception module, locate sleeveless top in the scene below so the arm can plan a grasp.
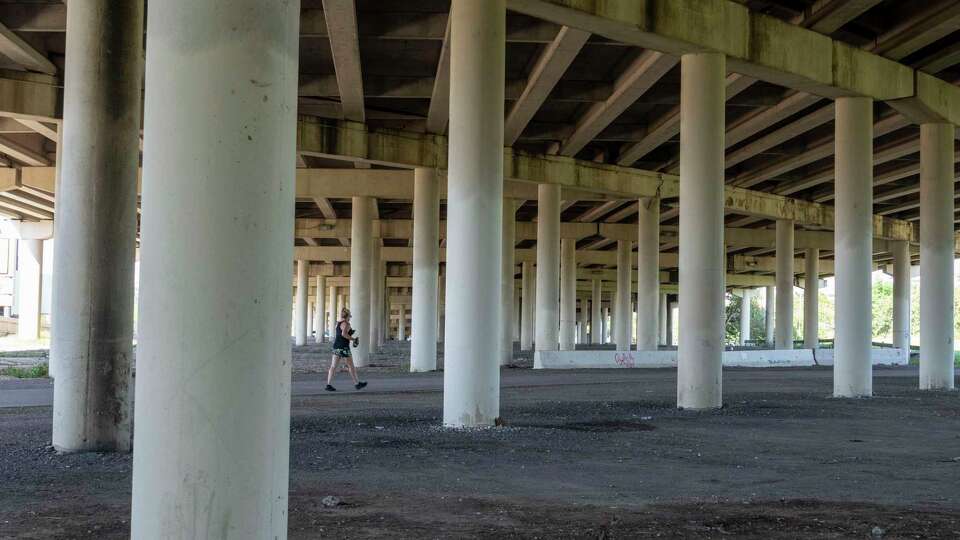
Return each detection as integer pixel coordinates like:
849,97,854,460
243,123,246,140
333,320,351,348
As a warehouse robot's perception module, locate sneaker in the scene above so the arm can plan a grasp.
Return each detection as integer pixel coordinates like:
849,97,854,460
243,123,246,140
354,381,368,390
325,384,337,392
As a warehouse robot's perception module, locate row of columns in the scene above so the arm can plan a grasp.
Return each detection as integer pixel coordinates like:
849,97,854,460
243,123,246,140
44,1,956,536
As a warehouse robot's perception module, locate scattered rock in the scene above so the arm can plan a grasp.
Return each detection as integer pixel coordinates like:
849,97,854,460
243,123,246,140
321,496,342,508
871,525,885,538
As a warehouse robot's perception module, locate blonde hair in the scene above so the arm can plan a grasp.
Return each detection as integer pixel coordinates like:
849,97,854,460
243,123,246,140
340,308,351,319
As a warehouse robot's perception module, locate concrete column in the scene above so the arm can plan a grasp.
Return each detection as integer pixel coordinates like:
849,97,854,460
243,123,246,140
803,249,819,349
411,168,440,372
337,293,346,328
294,260,308,346
443,0,504,427
50,1,142,454
308,301,316,337
520,261,534,350
397,304,406,341
666,301,675,347
437,274,445,343
739,290,751,346
775,219,794,349
16,239,42,341
765,286,775,347
603,306,611,343
833,96,873,398
535,183,560,351
636,197,659,350
349,197,373,366
559,238,576,350
315,276,325,342
576,299,585,344
919,123,955,390
591,279,602,344
130,1,298,536
677,52,725,409
891,240,910,353
513,286,521,341
501,199,517,365
659,292,668,345
614,240,632,350
369,245,382,352
328,285,339,338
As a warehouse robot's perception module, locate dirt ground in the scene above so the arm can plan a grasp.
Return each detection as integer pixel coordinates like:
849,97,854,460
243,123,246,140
1,355,959,538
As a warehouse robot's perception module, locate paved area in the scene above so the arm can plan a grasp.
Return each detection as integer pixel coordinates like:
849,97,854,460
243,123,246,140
2,365,959,538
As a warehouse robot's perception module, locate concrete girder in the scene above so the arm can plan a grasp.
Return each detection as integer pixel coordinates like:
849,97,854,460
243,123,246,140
321,0,365,123
0,20,55,75
0,70,59,122
294,120,915,240
424,15,451,134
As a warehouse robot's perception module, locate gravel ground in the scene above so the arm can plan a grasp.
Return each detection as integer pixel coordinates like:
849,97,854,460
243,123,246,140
1,350,959,538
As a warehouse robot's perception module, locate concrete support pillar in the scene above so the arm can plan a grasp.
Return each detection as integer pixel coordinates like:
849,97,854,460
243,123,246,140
636,197,659,350
369,246,382,352
803,249,819,349
397,304,406,341
501,200,517,365
337,293,346,329
666,302,675,347
443,0,504,427
294,260,308,346
315,276,325,342
891,240,911,353
591,279,602,344
764,286,775,346
775,219,794,349
411,168,440,372
659,293,668,345
614,240,632,350
919,123,955,390
602,306,611,343
349,197,373,366
677,52,725,409
513,286,521,341
51,1,142,454
130,1,298,536
16,240,42,341
328,285,339,338
833,96,873,398
739,290,751,346
535,183,560,351
559,238,576,350
576,299,585,344
437,274,445,344
520,261,534,350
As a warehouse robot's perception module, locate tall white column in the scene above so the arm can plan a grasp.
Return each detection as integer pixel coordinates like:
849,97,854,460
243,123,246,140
666,302,675,347
614,240,632,350
315,276,325,342
294,260,308,346
739,290,751,346
16,239,42,341
659,292,668,345
443,0,504,427
803,249,819,349
513,286,521,340
559,238,576,350
501,199,517,365
775,219,794,349
328,285,339,338
350,197,373,366
50,1,142,454
677,53,725,409
576,299,585,344
636,197,659,350
130,1,298,536
411,168,440,372
398,304,406,341
535,183,561,351
833,97,873,398
919,123,955,390
337,293,346,330
369,245,382,352
520,261,534,350
591,279,602,344
764,286,775,346
891,240,910,353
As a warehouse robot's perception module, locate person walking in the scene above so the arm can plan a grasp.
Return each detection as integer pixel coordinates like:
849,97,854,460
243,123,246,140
326,308,368,391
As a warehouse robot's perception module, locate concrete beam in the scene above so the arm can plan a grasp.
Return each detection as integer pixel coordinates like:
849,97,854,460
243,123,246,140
424,16,451,134
322,0,365,122
504,26,589,146
0,20,55,75
0,70,59,121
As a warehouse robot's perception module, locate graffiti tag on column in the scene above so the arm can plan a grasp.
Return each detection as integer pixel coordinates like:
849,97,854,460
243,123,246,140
614,352,635,368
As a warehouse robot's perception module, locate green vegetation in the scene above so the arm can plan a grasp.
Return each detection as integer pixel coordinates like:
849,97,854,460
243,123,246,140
0,363,48,378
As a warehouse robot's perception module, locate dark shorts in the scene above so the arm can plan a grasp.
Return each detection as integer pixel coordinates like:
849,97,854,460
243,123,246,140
332,346,351,358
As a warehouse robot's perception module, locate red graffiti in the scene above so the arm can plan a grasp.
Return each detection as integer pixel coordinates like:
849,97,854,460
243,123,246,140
614,352,635,368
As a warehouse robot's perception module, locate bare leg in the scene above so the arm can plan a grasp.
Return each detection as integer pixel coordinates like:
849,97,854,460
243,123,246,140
344,358,360,385
327,355,340,386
